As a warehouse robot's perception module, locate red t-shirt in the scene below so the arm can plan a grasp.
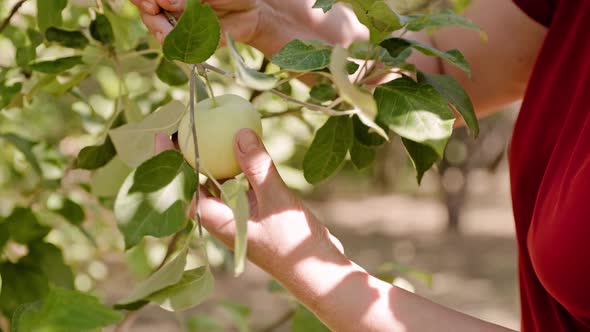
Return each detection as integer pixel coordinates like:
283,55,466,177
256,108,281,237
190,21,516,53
510,1,590,331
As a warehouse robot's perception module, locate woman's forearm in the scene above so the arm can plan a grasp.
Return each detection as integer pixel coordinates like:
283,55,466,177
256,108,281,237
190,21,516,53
272,243,514,332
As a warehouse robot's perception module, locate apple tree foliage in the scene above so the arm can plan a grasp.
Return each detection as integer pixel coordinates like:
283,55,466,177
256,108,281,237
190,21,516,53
0,0,479,330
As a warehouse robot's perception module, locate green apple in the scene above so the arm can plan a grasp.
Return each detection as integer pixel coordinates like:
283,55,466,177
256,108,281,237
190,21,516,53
178,94,263,180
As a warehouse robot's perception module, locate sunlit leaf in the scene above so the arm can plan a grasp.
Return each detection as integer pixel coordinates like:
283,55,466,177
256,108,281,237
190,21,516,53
109,100,186,168
115,164,195,249
163,0,220,63
417,71,479,137
91,157,132,197
227,34,278,90
375,77,454,157
148,266,214,311
221,180,250,276
330,47,376,119
117,248,188,309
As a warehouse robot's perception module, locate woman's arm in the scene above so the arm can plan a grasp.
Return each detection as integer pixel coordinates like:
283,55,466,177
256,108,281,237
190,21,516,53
156,131,514,332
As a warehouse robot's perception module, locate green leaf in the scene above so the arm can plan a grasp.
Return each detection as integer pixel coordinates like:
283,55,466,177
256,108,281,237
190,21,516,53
227,35,278,90
103,5,144,51
417,71,479,137
156,58,189,86
115,164,196,249
406,9,481,32
0,83,22,110
310,83,338,103
365,1,405,43
330,47,388,141
75,137,117,170
130,150,186,194
20,242,75,289
109,100,186,168
271,39,332,72
4,207,50,244
16,47,36,67
45,28,89,49
36,0,67,33
54,198,85,226
220,180,250,276
117,248,188,308
12,287,122,332
291,305,329,332
29,56,84,74
350,141,377,170
303,116,353,184
163,0,220,63
0,263,49,317
402,138,440,184
374,77,455,157
381,37,470,76
313,0,335,12
148,267,214,311
27,29,44,47
0,133,42,174
91,157,132,197
90,14,115,44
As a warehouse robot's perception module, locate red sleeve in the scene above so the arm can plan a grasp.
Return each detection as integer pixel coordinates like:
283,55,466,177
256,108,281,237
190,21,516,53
513,0,555,27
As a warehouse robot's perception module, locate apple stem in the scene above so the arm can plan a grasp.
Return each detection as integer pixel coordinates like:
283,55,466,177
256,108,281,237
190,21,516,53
197,64,218,107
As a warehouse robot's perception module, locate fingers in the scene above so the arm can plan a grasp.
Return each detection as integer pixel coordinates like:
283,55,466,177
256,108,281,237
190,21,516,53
129,0,160,15
140,11,174,43
187,188,236,246
202,0,254,12
234,129,289,203
154,0,185,12
155,133,175,153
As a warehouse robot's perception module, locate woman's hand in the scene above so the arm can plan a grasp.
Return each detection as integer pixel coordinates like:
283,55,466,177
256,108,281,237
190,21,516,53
155,129,346,278
129,0,368,57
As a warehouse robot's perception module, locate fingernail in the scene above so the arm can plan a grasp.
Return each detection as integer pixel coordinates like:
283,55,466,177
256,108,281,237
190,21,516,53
141,1,157,14
237,129,259,154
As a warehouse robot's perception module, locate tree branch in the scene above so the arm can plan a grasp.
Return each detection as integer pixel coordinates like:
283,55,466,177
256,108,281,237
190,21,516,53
0,0,28,33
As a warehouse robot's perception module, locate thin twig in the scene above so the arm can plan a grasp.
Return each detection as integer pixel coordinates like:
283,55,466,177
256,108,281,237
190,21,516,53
0,0,28,33
155,232,181,270
189,65,204,238
260,309,296,332
270,89,357,116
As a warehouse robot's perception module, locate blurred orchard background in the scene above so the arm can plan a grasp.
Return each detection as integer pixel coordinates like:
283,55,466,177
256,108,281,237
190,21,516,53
0,0,522,330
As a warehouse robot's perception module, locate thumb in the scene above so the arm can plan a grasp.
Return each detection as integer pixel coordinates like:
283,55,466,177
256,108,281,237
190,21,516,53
234,129,287,201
